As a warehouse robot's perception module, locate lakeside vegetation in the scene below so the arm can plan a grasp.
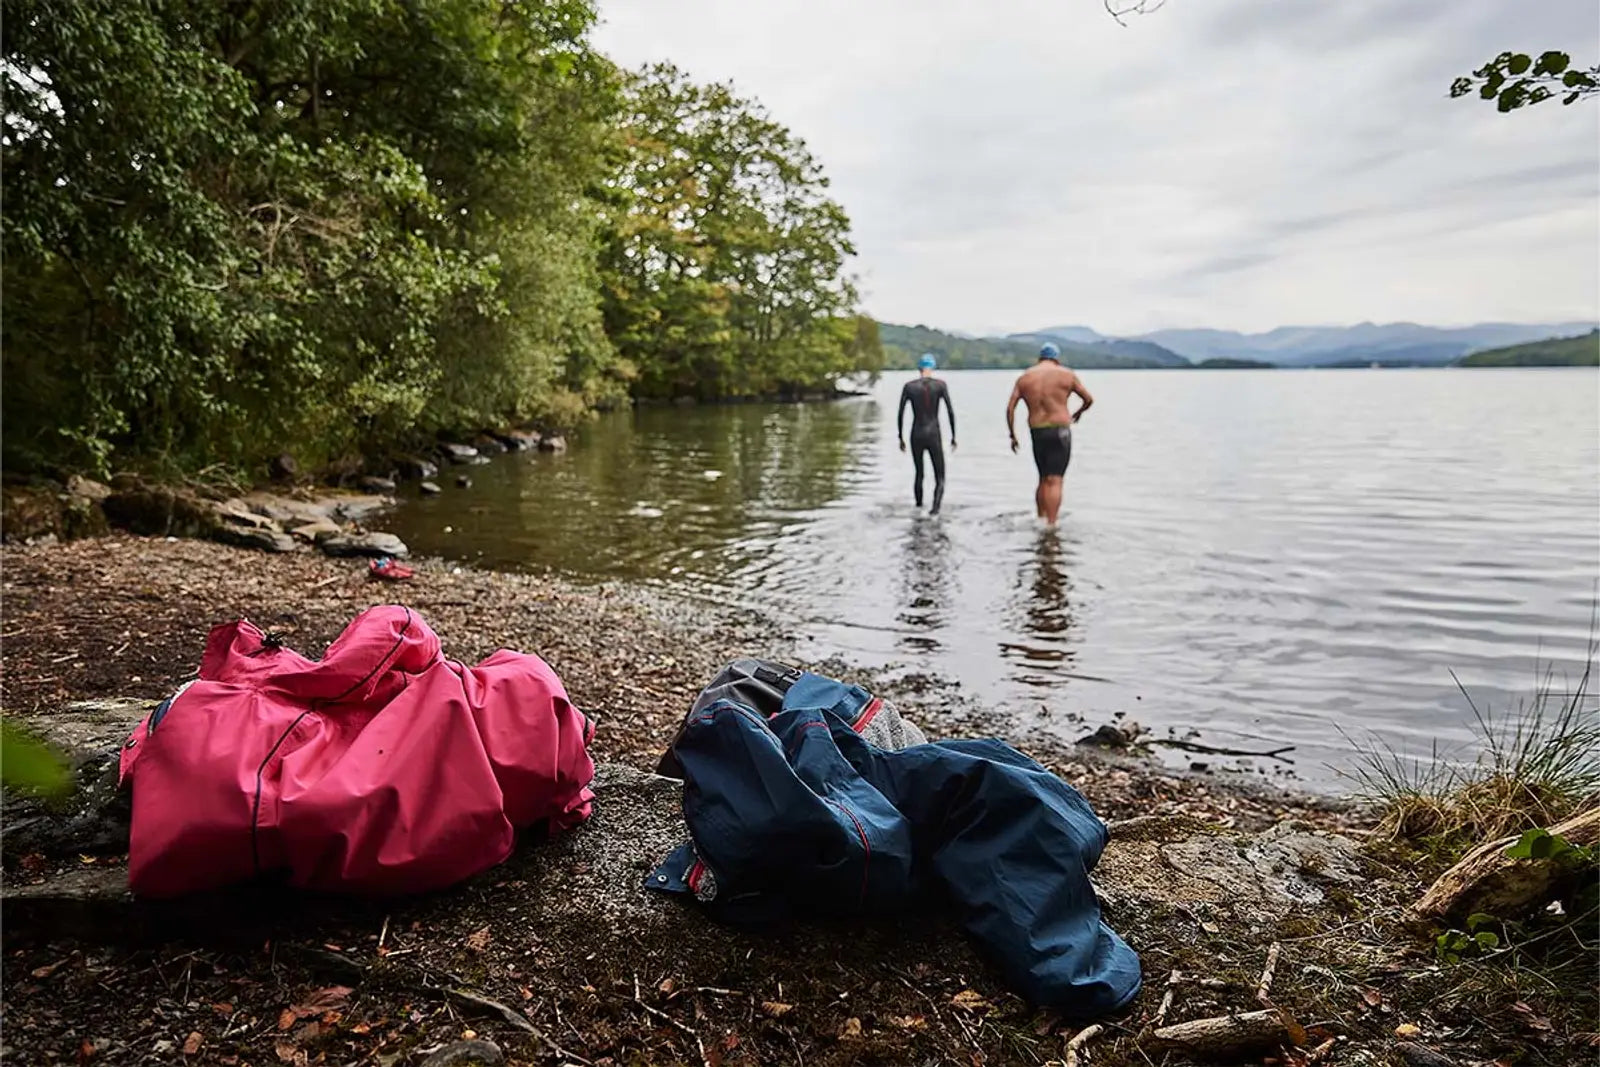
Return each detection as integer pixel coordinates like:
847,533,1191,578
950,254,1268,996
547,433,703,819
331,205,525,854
880,322,1189,370
1458,330,1600,367
1,2,881,482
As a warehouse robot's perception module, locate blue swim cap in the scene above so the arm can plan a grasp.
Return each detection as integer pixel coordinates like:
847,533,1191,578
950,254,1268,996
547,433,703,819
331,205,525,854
1039,342,1061,361
918,353,937,370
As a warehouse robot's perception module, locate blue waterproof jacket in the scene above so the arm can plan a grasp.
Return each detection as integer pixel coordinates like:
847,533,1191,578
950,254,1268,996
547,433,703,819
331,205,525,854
647,670,1141,1019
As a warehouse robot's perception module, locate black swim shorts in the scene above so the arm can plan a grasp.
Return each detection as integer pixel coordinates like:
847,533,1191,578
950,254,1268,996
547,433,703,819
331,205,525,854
1030,424,1072,478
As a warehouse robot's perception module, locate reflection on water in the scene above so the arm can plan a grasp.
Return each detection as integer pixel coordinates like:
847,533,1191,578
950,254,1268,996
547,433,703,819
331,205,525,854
387,368,1600,789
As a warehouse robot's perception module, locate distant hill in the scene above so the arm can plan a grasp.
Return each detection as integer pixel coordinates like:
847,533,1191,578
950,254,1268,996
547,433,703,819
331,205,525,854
880,323,1189,370
1130,321,1597,367
1197,358,1276,369
1010,328,1189,368
1457,330,1600,367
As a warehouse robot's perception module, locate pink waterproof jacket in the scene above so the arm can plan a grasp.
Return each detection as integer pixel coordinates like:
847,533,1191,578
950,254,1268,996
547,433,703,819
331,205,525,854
119,605,595,897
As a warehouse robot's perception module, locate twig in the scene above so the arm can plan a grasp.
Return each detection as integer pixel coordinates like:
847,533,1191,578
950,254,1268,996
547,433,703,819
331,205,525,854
694,986,743,997
1306,1037,1337,1064
1153,969,1182,1028
632,974,708,1066
1256,942,1282,1007
311,575,340,590
1151,738,1296,762
377,914,390,954
1065,1024,1105,1067
447,988,590,1066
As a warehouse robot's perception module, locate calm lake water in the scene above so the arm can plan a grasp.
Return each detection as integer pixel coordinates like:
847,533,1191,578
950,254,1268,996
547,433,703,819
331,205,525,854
387,369,1600,789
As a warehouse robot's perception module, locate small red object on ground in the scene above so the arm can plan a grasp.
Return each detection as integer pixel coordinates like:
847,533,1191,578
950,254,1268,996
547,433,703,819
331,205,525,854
369,557,415,581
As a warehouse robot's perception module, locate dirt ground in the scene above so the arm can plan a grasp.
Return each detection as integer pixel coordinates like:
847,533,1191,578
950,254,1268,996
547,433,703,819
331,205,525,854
1,537,1594,1066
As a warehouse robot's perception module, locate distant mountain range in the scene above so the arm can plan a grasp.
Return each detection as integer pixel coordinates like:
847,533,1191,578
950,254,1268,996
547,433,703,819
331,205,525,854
878,319,1599,372
1016,321,1598,367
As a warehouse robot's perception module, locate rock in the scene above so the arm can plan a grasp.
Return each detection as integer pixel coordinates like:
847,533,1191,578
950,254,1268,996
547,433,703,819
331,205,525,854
456,474,473,489
213,500,280,530
396,455,440,481
357,475,397,494
325,494,390,525
472,434,508,455
289,520,345,544
318,532,409,559
491,429,540,452
1078,722,1143,749
537,435,567,453
102,486,219,539
420,1040,505,1067
65,475,112,504
269,453,299,482
213,525,298,553
2,484,66,543
420,481,442,496
440,442,480,465
1395,1043,1456,1067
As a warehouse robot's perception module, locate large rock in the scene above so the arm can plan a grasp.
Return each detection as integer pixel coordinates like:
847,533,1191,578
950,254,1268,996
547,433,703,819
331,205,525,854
440,443,480,465
537,435,567,453
358,475,397,495
213,524,298,553
472,434,508,456
101,485,219,539
396,455,440,481
318,531,409,559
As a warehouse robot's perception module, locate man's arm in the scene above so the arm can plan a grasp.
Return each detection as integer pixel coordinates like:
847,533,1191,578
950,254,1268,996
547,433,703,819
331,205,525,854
1072,377,1094,423
1006,380,1022,453
940,382,956,449
897,385,909,450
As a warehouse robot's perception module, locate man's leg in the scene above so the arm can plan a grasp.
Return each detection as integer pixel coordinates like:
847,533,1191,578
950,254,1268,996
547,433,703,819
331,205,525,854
928,440,946,515
1040,475,1064,525
911,440,927,507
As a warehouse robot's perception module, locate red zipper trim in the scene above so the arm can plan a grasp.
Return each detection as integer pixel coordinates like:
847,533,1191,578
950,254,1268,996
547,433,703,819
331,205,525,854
852,697,883,733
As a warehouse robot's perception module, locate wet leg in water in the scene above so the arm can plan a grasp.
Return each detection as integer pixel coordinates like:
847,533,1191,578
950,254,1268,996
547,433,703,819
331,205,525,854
1036,475,1063,525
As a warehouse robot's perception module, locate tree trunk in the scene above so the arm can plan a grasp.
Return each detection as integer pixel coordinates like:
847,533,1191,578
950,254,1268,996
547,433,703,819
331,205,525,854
1411,806,1599,923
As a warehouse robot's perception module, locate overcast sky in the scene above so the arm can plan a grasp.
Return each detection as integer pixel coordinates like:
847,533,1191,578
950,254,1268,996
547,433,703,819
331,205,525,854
593,0,1599,336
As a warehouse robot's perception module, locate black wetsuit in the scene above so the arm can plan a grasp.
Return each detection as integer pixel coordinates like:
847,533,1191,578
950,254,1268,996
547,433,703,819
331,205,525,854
1031,424,1072,478
898,377,955,513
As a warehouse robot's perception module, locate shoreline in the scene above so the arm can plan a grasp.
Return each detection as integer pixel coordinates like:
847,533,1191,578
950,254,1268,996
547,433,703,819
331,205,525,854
0,534,1360,830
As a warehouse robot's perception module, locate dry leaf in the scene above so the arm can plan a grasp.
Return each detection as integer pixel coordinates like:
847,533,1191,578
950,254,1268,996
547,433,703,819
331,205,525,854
1394,1024,1421,1039
659,977,677,996
1359,988,1383,1008
77,1038,95,1063
212,1003,235,1016
891,1015,928,1031
520,986,534,1002
277,1009,298,1032
722,1033,741,1051
31,960,66,979
464,926,491,953
761,1001,794,1019
838,1017,863,1040
283,985,353,1027
274,1042,306,1066
182,1032,203,1056
951,989,992,1013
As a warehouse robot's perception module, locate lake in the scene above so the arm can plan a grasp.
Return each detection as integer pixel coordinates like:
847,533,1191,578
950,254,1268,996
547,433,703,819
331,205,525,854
386,368,1600,789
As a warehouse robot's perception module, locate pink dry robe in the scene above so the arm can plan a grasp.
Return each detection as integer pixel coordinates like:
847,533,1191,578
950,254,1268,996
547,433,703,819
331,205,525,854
119,605,594,897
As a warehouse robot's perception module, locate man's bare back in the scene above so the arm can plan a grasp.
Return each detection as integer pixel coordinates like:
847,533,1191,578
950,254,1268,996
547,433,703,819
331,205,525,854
1013,361,1084,428
1006,346,1095,525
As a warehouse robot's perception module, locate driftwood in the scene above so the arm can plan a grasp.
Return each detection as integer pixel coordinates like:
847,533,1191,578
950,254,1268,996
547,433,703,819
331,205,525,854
1411,807,1600,923
1147,1009,1305,1059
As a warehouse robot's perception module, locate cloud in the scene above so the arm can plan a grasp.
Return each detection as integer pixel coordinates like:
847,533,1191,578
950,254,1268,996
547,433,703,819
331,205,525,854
593,0,1600,334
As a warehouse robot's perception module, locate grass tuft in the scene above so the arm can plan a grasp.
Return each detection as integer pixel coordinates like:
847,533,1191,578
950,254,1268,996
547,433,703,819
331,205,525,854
1342,646,1600,860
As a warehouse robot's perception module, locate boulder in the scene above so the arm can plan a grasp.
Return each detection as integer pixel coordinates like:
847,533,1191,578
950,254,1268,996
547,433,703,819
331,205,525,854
290,520,345,544
318,532,409,559
440,443,480,465
65,476,112,504
396,456,440,481
214,525,298,554
456,474,473,489
420,481,443,496
490,429,540,452
269,453,299,482
537,435,568,453
472,434,508,455
357,476,397,495
101,485,219,539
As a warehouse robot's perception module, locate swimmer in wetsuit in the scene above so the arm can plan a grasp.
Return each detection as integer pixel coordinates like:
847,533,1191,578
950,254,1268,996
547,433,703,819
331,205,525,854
898,353,957,514
1006,342,1094,525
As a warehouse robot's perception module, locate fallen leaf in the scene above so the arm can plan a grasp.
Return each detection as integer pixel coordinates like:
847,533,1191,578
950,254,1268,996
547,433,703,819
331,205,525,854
1525,1016,1553,1033
77,1038,95,1063
761,1001,794,1019
891,1015,928,1031
722,1033,741,1051
838,1017,862,1040
31,959,66,979
212,1003,235,1016
274,1042,302,1065
182,1032,203,1056
1394,1024,1422,1039
278,1009,298,1032
519,986,534,1002
659,977,677,996
351,1023,371,1035
282,985,353,1027
951,989,992,1013
464,926,491,953
1359,988,1383,1008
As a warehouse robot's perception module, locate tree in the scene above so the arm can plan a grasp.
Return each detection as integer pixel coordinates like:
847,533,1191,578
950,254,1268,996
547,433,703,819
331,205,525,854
1451,51,1600,112
597,64,873,401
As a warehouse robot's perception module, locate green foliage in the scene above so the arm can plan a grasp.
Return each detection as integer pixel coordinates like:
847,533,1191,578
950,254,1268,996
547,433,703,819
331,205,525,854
1458,330,1599,367
1436,912,1502,964
596,64,876,401
0,719,73,800
1504,827,1595,865
1451,51,1600,112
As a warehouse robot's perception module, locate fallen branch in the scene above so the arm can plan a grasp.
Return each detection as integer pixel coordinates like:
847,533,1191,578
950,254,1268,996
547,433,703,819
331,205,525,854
1411,806,1599,922
1255,943,1281,1007
1147,1009,1304,1058
632,974,708,1067
1151,738,1296,762
1153,969,1183,1029
1064,1023,1104,1067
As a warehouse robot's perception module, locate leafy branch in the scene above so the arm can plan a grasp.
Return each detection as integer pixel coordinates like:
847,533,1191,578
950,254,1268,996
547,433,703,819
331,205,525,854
1451,51,1600,112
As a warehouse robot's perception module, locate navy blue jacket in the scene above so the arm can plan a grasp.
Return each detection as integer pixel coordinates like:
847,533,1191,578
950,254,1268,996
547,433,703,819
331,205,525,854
647,672,1141,1019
